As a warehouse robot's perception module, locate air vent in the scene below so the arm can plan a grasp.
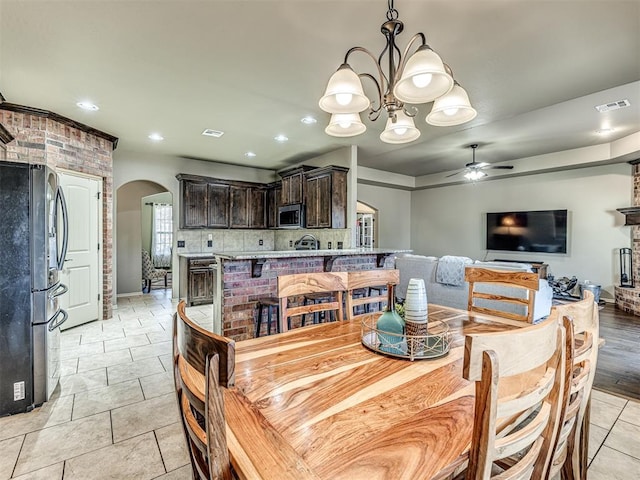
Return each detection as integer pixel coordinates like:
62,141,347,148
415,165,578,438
595,99,631,113
202,129,224,138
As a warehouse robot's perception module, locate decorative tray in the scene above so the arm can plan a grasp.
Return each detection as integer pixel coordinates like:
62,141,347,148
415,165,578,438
361,317,450,361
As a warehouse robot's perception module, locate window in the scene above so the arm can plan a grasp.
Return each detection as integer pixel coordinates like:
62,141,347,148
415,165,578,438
152,203,173,268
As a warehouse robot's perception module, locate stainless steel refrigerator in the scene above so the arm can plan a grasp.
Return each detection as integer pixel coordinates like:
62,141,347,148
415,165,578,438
0,161,69,416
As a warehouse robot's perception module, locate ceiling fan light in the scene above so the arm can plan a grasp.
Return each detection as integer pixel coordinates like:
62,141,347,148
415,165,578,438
464,170,487,181
379,111,421,144
325,113,367,137
319,64,370,114
393,46,453,104
426,84,478,126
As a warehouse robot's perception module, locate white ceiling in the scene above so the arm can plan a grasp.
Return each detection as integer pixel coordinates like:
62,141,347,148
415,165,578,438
1,0,639,178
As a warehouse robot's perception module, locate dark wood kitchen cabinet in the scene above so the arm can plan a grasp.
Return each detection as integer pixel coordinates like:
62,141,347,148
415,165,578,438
178,174,267,229
179,256,215,306
181,180,208,228
207,184,230,227
305,166,348,229
178,166,347,230
267,181,282,228
249,187,267,228
279,166,314,206
230,186,266,229
178,176,230,229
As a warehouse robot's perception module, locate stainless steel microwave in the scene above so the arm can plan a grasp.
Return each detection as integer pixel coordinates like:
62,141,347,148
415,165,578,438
278,204,305,228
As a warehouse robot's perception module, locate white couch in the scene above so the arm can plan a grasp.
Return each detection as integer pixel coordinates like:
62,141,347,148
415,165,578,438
394,255,553,322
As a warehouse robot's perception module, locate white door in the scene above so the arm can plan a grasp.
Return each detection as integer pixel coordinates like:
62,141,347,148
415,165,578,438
59,172,102,330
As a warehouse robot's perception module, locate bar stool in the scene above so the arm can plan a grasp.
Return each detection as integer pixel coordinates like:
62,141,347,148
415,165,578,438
255,297,289,337
302,292,335,326
350,288,369,315
368,285,388,312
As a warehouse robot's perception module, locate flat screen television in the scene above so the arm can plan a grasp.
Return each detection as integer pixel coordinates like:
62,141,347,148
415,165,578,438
486,210,568,253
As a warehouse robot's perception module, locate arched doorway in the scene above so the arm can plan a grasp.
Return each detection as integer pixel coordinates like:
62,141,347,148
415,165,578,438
116,180,172,295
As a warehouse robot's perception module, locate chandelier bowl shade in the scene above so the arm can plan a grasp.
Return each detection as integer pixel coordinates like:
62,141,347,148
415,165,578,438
319,64,370,114
426,83,477,126
393,46,454,104
379,110,421,144
325,113,367,137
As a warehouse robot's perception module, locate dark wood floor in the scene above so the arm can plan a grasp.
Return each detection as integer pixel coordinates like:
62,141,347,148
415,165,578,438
593,303,640,400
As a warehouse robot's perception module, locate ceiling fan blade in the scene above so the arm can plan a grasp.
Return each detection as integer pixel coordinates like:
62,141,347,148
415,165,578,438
445,170,464,178
486,165,514,170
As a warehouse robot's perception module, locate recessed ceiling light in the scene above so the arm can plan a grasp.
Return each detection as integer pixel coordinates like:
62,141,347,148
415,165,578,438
76,101,99,111
202,128,224,138
301,116,317,125
274,134,288,142
148,133,164,141
596,128,615,135
244,151,257,158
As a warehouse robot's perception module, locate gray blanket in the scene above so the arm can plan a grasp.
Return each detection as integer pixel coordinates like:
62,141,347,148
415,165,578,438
435,256,472,286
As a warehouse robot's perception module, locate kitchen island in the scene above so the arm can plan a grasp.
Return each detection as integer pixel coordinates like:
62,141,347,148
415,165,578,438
200,248,410,340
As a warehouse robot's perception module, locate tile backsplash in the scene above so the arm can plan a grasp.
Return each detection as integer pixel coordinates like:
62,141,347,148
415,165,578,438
176,228,351,253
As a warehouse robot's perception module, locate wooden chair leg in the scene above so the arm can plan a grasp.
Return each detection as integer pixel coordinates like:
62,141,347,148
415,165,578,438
164,275,168,287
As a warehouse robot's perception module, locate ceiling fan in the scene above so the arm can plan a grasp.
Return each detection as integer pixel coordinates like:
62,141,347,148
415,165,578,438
446,144,514,180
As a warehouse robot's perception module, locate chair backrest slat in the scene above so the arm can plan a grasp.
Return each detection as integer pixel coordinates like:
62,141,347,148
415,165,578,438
465,267,539,323
206,354,232,480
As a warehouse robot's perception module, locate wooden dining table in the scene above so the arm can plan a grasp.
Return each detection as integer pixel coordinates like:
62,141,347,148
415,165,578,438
223,304,525,480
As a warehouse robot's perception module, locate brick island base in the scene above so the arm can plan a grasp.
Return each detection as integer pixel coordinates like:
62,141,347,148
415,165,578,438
212,249,407,341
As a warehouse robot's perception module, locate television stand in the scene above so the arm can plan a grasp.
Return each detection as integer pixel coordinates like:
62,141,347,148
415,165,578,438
493,259,548,279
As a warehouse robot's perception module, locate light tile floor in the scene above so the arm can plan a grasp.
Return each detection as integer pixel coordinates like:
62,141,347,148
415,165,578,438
1,289,639,479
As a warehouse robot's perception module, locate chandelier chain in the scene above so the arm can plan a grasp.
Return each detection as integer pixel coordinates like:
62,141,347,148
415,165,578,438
386,0,398,20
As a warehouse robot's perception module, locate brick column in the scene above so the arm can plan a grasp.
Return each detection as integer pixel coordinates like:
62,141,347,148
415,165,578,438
1,107,116,320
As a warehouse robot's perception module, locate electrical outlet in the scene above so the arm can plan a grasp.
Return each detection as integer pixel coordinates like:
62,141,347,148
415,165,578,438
289,240,293,247
207,240,213,247
259,239,263,246
14,381,25,401
177,240,185,248
337,241,343,249
208,233,213,241
328,241,332,249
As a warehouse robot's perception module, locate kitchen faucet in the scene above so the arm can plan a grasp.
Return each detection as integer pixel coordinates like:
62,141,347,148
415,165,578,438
294,233,319,250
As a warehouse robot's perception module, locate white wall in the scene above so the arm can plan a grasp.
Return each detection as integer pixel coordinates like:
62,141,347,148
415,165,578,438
357,183,412,249
409,163,632,301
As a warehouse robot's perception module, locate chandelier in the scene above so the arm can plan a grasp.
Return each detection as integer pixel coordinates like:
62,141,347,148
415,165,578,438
319,0,477,144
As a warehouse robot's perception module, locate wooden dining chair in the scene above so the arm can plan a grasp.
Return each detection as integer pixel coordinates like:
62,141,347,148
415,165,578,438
277,272,348,332
345,269,400,321
462,315,566,480
547,290,599,480
465,267,540,323
173,300,236,480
